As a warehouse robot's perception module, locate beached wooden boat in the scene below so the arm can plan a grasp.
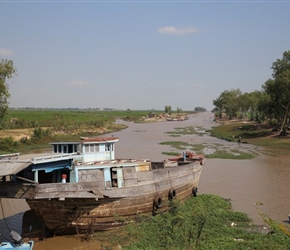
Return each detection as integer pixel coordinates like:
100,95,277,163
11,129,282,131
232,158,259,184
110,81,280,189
0,137,203,236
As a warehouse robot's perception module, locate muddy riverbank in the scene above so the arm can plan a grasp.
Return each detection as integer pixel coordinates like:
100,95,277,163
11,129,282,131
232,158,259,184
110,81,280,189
110,112,290,225
1,112,289,249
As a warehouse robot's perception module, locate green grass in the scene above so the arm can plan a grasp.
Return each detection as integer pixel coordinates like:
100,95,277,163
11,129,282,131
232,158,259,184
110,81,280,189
208,121,290,156
166,126,208,137
159,140,257,160
0,123,127,154
0,109,156,154
162,151,180,156
92,194,290,249
159,141,190,150
205,150,256,160
190,144,207,154
6,109,155,128
161,126,259,159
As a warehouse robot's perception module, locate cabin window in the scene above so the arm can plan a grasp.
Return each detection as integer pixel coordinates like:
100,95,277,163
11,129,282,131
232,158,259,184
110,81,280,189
84,145,89,153
105,144,110,151
84,144,96,153
53,144,79,153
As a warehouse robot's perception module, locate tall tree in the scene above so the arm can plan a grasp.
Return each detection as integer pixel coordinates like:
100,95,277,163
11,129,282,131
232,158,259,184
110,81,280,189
176,107,182,114
263,51,290,133
245,91,263,121
238,92,252,119
0,59,17,127
257,88,274,122
164,105,172,115
213,89,242,119
212,91,227,118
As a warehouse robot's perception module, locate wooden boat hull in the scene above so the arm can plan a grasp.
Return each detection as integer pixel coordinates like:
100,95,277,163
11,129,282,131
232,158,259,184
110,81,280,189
22,162,202,235
0,137,204,237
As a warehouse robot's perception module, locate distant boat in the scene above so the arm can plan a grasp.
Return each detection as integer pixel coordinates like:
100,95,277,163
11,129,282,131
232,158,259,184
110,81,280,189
0,231,34,250
167,116,188,121
0,137,203,236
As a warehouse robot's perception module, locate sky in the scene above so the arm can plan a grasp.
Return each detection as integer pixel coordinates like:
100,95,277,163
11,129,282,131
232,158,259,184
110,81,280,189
0,1,290,111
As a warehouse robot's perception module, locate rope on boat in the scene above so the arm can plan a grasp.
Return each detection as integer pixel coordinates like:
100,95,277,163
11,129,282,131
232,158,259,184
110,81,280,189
0,198,12,241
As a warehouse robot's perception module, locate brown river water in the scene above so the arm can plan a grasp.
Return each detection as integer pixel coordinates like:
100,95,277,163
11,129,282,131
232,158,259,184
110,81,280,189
0,112,289,249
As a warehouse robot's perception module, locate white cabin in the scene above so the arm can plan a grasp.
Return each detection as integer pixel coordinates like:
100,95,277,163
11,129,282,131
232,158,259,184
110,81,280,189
50,137,119,163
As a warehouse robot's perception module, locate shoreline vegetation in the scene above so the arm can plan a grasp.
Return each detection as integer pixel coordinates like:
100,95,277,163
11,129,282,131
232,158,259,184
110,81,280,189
1,110,290,248
1,109,289,158
92,195,290,250
209,117,290,157
0,109,190,154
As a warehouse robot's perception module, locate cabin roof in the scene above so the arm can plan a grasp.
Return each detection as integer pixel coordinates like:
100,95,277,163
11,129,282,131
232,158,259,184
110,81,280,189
50,137,119,145
0,161,32,176
0,153,75,176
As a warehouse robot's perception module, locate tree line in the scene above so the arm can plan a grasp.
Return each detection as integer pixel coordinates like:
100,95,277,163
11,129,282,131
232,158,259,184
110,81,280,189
212,50,290,134
164,106,206,114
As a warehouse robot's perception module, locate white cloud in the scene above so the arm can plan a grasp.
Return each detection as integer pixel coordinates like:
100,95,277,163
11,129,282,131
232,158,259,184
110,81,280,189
65,80,89,87
171,82,203,87
0,48,13,56
158,26,199,35
191,83,203,87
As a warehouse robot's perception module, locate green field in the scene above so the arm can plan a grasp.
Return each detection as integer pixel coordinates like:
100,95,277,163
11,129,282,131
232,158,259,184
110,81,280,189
0,109,179,154
7,109,159,128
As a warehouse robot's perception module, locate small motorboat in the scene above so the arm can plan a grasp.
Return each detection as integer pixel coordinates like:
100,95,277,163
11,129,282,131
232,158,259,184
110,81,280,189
0,231,34,250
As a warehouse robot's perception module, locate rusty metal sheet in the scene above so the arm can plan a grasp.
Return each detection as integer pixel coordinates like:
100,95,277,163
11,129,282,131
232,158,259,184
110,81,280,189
135,165,150,172
0,161,32,176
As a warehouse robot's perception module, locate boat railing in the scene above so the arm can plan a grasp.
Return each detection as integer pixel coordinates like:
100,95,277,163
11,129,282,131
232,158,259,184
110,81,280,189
0,153,78,164
0,153,20,160
31,153,78,163
75,158,151,166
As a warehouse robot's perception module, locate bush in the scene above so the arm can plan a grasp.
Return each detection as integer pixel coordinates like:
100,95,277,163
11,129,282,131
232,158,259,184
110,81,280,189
31,127,52,141
19,136,29,144
0,136,19,151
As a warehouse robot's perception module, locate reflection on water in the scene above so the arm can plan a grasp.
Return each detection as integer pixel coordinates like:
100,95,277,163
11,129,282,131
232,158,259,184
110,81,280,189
0,112,289,248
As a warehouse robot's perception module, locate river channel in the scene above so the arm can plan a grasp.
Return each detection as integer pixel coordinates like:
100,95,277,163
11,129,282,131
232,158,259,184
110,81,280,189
0,112,289,249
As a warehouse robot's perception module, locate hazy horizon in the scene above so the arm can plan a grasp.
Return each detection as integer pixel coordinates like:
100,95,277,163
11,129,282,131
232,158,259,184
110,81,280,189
1,1,289,111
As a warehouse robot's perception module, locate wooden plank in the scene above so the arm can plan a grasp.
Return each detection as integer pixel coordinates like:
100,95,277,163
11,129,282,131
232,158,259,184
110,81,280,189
34,191,102,199
37,182,103,193
124,179,138,186
136,171,153,181
78,169,103,182
123,171,137,179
